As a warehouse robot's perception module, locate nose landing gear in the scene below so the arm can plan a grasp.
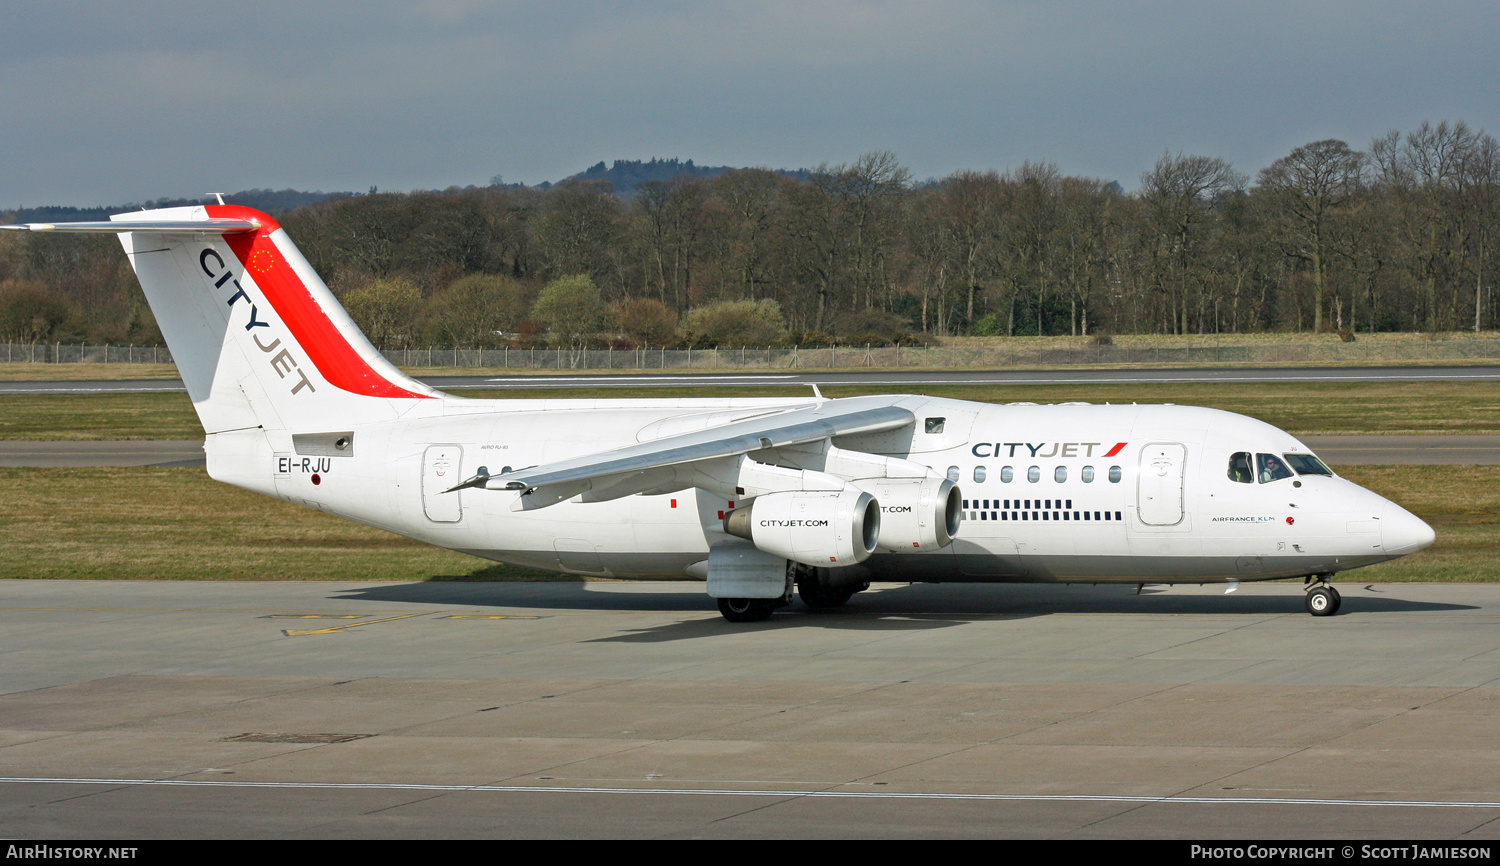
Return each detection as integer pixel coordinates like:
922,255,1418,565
1303,575,1341,616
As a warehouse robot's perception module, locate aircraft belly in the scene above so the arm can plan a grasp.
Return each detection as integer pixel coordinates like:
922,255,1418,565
871,552,1362,584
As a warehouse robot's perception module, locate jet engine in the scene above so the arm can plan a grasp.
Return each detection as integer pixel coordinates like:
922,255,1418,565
856,476,962,551
723,489,879,567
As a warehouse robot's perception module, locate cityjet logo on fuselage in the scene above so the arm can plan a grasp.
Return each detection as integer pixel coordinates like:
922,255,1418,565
970,442,1127,459
760,519,830,528
199,248,316,396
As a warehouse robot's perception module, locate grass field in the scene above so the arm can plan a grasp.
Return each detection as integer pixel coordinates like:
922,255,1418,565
0,362,182,380
4,380,1498,440
0,465,1490,583
0,467,555,581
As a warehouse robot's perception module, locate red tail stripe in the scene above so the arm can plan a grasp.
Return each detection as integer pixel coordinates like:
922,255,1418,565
206,205,430,400
1103,442,1127,458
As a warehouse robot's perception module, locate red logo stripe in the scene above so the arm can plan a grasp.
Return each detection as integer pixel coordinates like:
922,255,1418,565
207,205,431,400
1103,442,1127,458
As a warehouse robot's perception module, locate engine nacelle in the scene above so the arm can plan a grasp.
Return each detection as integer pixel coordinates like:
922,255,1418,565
856,476,961,551
723,489,880,567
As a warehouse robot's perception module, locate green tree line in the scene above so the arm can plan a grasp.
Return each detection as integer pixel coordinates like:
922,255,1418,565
3,120,1497,349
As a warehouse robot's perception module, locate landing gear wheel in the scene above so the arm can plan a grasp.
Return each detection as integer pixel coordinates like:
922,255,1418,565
718,597,779,623
797,574,856,609
1305,586,1339,617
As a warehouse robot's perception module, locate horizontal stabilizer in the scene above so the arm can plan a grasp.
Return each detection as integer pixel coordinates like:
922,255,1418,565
1,220,259,234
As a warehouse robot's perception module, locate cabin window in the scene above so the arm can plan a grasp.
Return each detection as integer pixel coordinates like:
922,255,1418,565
947,466,960,483
925,418,946,434
1257,453,1294,483
973,465,987,483
1054,466,1067,483
1228,452,1254,484
1108,465,1122,483
1081,465,1095,483
1027,466,1040,483
1000,466,1014,483
1284,453,1334,477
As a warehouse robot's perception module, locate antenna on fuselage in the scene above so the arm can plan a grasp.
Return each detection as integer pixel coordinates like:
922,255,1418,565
810,384,824,400
205,192,226,205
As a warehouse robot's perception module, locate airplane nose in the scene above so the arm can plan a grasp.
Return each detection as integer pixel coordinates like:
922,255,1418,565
1381,500,1435,556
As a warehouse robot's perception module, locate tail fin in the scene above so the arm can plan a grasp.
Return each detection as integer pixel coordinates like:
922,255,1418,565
8,205,438,433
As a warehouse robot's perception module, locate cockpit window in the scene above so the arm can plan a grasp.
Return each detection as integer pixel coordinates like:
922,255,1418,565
1228,452,1253,484
1256,453,1294,483
1284,453,1334,477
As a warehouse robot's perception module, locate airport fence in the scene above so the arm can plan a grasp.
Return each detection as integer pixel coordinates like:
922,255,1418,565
4,343,175,364
8,339,1500,370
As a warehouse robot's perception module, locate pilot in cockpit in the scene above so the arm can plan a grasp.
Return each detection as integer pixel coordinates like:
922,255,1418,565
1258,453,1292,483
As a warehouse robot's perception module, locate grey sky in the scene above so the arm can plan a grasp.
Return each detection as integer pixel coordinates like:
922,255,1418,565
3,0,1496,207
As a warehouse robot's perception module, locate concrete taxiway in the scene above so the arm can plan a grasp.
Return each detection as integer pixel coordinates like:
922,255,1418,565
1,579,1498,838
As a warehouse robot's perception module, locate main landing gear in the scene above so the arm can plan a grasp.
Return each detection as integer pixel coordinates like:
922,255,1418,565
1303,575,1342,616
717,597,783,623
716,565,869,622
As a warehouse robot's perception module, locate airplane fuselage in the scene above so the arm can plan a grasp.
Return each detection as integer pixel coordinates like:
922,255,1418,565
204,393,1428,586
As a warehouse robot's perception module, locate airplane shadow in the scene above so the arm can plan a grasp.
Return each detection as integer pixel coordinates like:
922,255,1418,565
332,581,1480,624
587,610,981,643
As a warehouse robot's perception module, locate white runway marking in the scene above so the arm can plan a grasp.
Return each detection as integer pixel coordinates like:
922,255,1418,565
5,776,1498,810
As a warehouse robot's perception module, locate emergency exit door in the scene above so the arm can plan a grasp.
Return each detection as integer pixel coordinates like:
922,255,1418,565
1137,442,1186,526
422,445,464,523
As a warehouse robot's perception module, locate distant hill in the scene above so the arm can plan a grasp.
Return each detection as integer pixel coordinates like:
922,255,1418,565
7,188,356,223
549,158,810,197
6,162,816,220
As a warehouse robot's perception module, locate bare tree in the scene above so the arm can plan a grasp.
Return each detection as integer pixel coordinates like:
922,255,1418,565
1371,121,1483,330
712,169,784,301
1139,152,1246,333
934,170,1005,328
1257,140,1364,332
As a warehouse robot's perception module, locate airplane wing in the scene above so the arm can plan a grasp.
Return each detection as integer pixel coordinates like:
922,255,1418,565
462,395,915,509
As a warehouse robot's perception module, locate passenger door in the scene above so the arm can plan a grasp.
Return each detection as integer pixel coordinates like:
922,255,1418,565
421,445,464,523
1137,442,1186,526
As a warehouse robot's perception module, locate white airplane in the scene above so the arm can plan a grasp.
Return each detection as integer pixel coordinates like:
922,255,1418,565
3,205,1435,620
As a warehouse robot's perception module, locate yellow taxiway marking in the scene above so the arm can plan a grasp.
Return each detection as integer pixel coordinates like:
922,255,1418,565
263,614,367,620
440,615,543,620
282,614,428,637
